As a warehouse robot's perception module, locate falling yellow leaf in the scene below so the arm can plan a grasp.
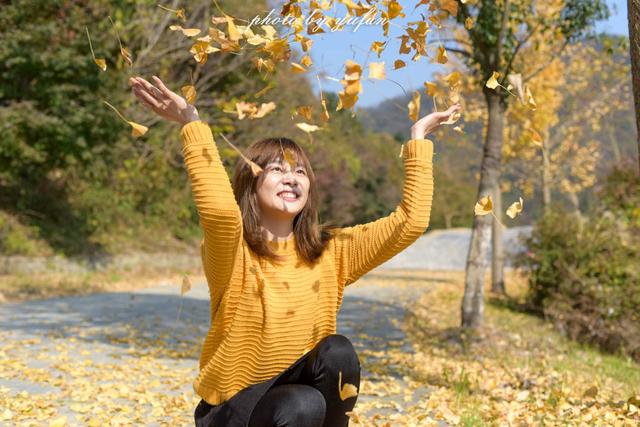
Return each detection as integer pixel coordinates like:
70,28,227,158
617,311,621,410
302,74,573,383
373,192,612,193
169,25,202,37
181,85,197,105
181,276,192,295
444,71,462,88
296,122,320,133
296,106,313,121
486,71,500,89
320,97,330,122
226,15,241,41
506,197,524,219
290,62,307,73
157,4,186,22
525,85,537,110
440,111,461,125
301,55,313,68
436,45,448,64
394,59,406,70
474,195,493,216
453,125,464,134
85,27,106,71
465,17,474,29
108,16,133,67
338,371,359,401
368,62,386,80
507,73,524,101
370,41,386,58
424,81,437,97
103,101,148,138
282,147,298,170
530,129,543,148
408,91,421,122
218,133,263,177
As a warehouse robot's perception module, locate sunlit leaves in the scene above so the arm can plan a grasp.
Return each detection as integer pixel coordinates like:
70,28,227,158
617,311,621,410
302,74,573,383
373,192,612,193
235,101,277,120
169,25,202,37
157,4,186,22
85,28,106,71
408,91,421,122
218,133,263,177
181,85,197,105
506,197,524,219
336,60,363,111
103,101,148,137
486,71,500,89
180,276,192,295
394,59,406,70
368,62,386,80
474,195,493,216
108,16,133,67
436,45,448,64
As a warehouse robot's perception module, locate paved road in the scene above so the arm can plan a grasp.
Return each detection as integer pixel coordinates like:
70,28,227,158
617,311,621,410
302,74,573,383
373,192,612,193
2,227,530,425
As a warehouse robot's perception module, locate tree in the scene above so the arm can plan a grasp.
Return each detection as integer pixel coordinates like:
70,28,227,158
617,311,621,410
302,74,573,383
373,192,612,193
630,0,640,171
442,0,609,329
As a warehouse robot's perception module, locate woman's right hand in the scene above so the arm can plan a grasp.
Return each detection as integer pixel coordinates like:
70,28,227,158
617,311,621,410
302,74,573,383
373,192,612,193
129,75,200,126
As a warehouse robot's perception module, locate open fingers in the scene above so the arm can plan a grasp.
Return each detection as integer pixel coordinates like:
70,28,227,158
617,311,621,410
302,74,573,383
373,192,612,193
135,77,164,101
133,85,162,112
152,75,173,97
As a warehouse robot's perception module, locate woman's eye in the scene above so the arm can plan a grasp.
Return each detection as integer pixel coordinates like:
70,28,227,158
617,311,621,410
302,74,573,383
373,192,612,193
272,166,282,172
297,169,306,175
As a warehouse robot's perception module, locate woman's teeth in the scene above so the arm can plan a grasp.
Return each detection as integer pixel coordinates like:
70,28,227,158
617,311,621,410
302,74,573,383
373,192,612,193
278,192,298,200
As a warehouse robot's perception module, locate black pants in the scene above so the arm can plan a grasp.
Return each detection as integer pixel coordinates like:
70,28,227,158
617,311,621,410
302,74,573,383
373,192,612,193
196,334,361,427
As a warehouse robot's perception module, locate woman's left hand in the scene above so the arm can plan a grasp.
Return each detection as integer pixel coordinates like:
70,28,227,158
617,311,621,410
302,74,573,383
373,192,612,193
410,103,462,140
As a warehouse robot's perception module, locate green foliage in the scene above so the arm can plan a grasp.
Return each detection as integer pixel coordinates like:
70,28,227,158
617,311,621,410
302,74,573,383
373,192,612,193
518,167,640,361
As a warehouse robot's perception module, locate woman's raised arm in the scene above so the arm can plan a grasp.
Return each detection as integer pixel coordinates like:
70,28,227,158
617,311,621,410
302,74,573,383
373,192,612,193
333,104,461,287
130,76,243,292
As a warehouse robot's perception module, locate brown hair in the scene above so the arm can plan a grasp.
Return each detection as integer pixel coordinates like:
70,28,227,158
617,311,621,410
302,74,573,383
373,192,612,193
231,137,337,265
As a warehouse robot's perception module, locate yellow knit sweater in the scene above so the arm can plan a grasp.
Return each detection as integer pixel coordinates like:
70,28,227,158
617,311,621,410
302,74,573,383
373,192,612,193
180,120,434,405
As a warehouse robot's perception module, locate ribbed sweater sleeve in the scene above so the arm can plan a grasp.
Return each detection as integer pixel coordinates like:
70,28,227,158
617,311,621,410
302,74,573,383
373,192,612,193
180,120,243,292
333,139,434,286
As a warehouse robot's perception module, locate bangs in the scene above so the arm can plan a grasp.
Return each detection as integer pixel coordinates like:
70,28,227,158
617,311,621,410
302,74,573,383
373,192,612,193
252,138,309,170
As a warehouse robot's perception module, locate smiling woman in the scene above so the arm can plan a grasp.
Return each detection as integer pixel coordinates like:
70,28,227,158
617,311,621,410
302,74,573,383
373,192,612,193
129,74,458,427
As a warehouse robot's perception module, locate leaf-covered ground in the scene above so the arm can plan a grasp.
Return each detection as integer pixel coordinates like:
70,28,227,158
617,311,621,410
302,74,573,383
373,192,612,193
1,270,638,426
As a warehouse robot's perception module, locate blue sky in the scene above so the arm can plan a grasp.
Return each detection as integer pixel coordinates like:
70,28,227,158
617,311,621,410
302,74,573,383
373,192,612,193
289,0,629,108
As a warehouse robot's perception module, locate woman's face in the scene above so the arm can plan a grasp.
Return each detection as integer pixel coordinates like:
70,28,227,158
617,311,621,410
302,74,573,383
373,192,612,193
255,158,310,221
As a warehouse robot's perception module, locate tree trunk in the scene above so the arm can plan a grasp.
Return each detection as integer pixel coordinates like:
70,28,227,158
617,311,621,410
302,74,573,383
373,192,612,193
541,138,551,213
491,185,505,294
461,91,505,329
630,0,640,171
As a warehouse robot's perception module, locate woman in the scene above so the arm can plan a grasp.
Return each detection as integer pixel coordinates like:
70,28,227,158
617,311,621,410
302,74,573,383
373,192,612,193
130,75,460,427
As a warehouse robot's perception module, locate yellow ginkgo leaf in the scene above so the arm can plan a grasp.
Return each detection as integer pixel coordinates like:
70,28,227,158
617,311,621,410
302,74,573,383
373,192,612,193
85,27,106,71
296,122,320,133
181,276,192,295
408,91,421,122
49,416,67,427
320,97,330,122
120,47,133,67
486,71,500,89
440,111,461,125
465,17,474,29
254,102,276,119
506,197,524,219
94,58,107,71
368,62,386,80
338,371,359,401
129,122,148,137
424,81,437,97
524,85,537,110
474,195,493,216
290,62,307,73
394,59,406,70
301,55,313,68
530,129,543,148
169,25,202,37
436,45,448,64
370,41,386,58
282,147,298,170
226,15,241,41
218,133,263,177
103,100,148,138
181,85,197,105
507,73,524,101
157,4,186,22
296,106,313,121
444,71,462,88
453,125,464,134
